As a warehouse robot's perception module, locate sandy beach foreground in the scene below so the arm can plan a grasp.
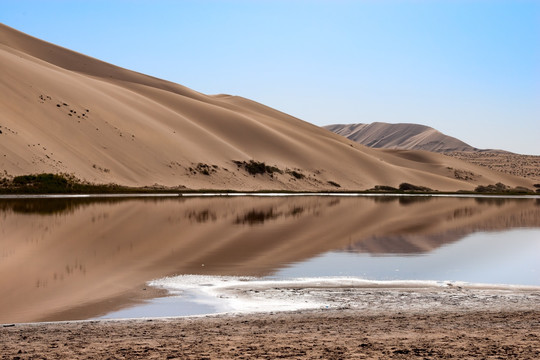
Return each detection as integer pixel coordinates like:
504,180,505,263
2,286,539,359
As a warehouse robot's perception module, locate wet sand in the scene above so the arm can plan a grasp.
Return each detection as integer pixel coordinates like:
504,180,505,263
2,286,539,359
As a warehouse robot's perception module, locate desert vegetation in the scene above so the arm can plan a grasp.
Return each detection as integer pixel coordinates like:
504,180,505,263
368,183,434,193
232,160,306,181
369,185,398,192
287,170,305,179
0,173,140,194
399,183,433,192
474,182,534,194
194,163,218,176
0,173,537,195
233,160,283,176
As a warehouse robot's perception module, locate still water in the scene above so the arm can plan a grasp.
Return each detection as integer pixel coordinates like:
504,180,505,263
1,195,539,322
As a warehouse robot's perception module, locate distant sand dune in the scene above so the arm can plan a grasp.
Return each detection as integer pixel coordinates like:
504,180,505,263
325,123,540,182
324,122,477,153
0,23,534,191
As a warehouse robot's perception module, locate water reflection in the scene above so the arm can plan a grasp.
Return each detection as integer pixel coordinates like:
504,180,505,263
235,208,280,225
0,197,170,215
234,205,307,225
0,196,539,323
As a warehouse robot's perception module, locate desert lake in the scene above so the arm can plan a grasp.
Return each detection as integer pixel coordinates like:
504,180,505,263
1,195,539,323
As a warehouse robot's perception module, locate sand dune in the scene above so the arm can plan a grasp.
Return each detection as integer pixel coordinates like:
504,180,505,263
325,123,540,182
324,122,477,153
0,23,534,191
1,196,539,322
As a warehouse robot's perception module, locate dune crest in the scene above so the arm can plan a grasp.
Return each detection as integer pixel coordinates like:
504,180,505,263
0,24,534,191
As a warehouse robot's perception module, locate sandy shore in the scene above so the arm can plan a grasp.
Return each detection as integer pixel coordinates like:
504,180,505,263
2,286,539,359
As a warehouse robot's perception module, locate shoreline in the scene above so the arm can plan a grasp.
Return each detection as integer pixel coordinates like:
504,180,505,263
4,280,539,326
2,289,539,358
144,276,540,319
2,173,539,196
1,192,539,199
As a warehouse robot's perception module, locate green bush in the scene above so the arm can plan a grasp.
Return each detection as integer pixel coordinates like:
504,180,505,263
12,174,69,192
1,173,142,194
475,183,533,194
399,183,432,192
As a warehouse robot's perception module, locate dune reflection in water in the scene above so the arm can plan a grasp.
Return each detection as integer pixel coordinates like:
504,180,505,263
1,196,539,322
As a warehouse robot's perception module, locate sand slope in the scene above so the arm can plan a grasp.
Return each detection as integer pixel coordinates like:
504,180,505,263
324,122,477,153
0,24,534,191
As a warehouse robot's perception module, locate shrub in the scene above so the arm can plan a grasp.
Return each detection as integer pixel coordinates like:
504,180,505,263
475,185,489,193
327,181,341,188
512,186,532,194
245,160,266,175
13,173,69,191
195,163,214,176
288,170,304,179
233,160,283,175
372,185,397,192
399,183,432,192
1,173,138,194
265,165,283,174
475,183,533,194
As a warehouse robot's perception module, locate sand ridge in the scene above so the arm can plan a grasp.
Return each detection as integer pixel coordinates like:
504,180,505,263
0,23,535,192
324,122,476,153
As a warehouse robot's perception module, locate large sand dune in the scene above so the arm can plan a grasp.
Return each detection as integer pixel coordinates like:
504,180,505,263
0,24,534,191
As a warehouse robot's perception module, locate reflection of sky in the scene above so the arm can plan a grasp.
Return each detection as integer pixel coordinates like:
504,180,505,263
272,229,540,286
99,228,539,320
98,294,216,320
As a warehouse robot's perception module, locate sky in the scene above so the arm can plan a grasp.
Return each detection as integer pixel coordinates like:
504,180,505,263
1,1,539,154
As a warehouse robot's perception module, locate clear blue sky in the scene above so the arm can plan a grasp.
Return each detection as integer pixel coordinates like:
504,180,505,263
2,0,539,154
